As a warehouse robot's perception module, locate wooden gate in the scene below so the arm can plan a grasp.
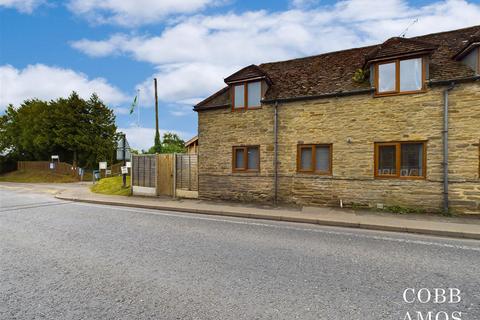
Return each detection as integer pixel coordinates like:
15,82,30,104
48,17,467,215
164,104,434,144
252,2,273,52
156,154,174,196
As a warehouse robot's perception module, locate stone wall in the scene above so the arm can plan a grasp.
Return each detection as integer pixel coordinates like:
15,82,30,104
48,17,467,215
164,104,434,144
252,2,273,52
198,106,276,202
198,82,480,213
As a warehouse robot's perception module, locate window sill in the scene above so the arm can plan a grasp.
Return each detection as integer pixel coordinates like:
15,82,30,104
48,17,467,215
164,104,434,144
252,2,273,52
374,175,426,180
231,171,261,176
231,106,262,112
374,89,427,98
296,171,332,176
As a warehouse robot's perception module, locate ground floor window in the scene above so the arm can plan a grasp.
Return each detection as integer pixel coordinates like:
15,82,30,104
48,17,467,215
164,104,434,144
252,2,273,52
375,141,426,179
232,146,259,172
297,144,332,175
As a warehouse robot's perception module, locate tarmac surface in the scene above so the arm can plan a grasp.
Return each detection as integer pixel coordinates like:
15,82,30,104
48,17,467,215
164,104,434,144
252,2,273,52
1,187,479,319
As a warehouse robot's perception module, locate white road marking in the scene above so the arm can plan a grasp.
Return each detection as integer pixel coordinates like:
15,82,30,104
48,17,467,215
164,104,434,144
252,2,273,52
70,201,480,252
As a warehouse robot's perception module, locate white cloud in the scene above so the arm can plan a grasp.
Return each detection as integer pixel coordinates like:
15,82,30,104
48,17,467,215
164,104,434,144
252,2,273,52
71,0,480,112
134,63,233,105
66,0,222,26
113,107,130,115
71,34,132,57
289,0,319,8
119,126,193,151
0,0,44,13
0,64,129,109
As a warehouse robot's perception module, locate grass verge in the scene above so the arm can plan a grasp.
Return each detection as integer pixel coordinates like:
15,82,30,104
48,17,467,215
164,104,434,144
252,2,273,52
90,175,131,196
0,170,78,183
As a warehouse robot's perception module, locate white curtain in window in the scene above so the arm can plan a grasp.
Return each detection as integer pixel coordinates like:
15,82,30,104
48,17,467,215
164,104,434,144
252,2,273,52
378,62,396,92
234,85,245,108
400,58,422,91
247,82,261,107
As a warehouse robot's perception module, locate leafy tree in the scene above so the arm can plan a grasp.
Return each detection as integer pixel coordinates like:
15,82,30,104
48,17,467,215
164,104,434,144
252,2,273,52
0,92,117,169
145,132,185,154
161,132,185,153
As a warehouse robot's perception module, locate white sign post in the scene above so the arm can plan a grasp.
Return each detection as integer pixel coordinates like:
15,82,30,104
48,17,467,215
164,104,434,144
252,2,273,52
98,162,107,179
121,166,128,175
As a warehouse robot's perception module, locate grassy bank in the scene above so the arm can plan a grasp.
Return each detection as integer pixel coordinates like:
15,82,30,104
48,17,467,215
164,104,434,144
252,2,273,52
0,170,78,183
91,175,131,196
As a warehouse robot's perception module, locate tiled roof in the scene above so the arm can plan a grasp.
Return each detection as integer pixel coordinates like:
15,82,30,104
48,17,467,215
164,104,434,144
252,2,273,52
224,64,271,84
195,25,480,110
259,46,376,101
364,37,438,64
453,30,480,60
194,86,230,109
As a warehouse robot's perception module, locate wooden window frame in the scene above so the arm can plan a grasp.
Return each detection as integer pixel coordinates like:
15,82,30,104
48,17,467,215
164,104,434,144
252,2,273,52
231,80,263,111
296,144,333,175
477,49,480,74
374,141,427,180
374,56,427,97
232,146,260,172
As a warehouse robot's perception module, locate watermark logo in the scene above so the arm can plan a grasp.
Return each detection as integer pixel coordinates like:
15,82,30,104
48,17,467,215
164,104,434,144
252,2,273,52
402,288,463,320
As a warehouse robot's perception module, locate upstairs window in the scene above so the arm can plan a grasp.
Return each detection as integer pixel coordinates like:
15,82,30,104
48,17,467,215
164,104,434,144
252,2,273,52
234,85,245,109
375,141,426,179
232,81,262,110
375,57,425,95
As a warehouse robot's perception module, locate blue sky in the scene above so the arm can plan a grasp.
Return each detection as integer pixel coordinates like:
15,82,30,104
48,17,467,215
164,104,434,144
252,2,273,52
1,0,479,150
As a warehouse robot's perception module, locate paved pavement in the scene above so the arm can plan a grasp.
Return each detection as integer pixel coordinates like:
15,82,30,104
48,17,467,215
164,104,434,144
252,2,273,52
1,187,480,319
2,181,480,239
41,181,480,240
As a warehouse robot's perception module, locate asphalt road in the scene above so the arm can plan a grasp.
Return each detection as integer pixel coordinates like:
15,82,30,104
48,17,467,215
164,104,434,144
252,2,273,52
1,187,479,320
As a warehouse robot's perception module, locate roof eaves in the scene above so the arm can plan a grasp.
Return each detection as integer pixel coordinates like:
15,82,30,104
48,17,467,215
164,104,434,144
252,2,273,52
226,76,268,84
224,64,272,84
184,136,198,147
363,49,437,68
262,88,374,104
193,103,230,112
428,75,480,86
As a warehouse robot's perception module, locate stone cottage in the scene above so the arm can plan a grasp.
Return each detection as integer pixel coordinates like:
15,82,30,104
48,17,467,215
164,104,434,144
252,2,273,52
194,25,480,214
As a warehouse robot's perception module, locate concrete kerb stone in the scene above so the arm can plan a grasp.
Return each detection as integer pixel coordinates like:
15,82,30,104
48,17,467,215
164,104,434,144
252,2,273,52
55,194,480,240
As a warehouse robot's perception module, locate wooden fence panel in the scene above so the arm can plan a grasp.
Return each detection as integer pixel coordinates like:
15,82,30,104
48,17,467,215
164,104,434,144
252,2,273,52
132,155,156,188
108,162,124,175
175,154,198,191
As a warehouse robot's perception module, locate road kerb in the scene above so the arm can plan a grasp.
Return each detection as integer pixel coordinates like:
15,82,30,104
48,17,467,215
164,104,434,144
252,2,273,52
55,194,480,240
